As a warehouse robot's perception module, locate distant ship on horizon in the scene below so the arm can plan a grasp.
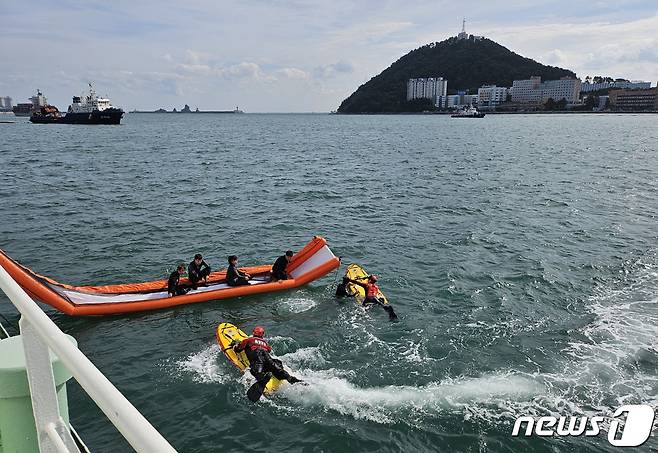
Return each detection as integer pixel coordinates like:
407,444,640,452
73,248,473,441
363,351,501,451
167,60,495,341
130,104,244,114
12,89,48,116
30,84,124,124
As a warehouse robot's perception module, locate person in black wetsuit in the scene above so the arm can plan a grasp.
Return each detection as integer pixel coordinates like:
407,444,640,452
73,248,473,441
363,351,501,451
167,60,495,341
167,264,189,297
188,253,211,287
335,277,351,297
226,255,250,286
233,326,301,384
270,250,294,281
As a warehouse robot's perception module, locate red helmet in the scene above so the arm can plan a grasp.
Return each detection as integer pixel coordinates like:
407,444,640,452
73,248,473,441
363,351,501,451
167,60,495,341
369,275,378,282
252,326,265,337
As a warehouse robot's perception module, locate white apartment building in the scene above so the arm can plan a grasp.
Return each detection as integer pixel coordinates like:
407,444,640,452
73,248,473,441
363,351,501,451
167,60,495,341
581,80,651,93
510,76,542,103
477,85,508,108
437,93,478,109
0,96,12,109
407,77,448,101
540,78,581,103
510,76,581,104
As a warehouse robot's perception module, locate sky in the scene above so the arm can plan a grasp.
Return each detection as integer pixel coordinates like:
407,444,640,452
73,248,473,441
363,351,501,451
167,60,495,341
1,0,657,112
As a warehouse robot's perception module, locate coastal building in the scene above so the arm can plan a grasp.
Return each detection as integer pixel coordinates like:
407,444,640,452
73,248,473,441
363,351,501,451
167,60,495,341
0,96,12,110
597,96,609,111
477,85,508,108
581,80,651,93
540,77,581,104
608,88,658,111
437,92,478,109
407,77,447,101
510,76,581,104
510,77,542,103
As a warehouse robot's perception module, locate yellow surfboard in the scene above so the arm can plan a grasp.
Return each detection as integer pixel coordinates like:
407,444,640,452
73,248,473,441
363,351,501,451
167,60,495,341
215,322,283,394
344,264,390,306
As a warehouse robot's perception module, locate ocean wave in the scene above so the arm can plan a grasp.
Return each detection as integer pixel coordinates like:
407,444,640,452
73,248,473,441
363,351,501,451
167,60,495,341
472,251,658,424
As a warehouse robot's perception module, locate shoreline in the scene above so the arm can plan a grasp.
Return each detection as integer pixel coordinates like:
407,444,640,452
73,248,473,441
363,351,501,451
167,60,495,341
335,110,658,115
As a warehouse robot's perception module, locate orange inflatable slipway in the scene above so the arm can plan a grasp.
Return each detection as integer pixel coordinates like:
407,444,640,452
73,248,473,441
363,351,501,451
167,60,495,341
0,236,340,316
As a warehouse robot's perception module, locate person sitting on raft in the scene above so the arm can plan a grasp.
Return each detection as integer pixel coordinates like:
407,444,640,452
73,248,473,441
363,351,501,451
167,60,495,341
270,250,294,281
226,255,251,286
233,326,302,384
188,253,211,287
167,264,189,297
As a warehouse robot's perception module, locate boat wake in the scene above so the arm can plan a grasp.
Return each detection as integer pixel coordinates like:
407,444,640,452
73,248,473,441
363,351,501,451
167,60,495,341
539,252,658,414
465,250,658,425
276,370,542,424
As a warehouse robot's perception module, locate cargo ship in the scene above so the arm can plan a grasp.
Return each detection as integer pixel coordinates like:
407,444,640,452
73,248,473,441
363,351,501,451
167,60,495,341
30,84,123,125
12,90,48,116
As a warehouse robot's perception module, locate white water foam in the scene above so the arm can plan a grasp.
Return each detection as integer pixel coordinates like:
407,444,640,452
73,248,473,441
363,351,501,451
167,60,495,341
279,296,319,313
476,252,658,424
277,370,543,424
279,346,328,368
176,343,231,384
551,263,658,412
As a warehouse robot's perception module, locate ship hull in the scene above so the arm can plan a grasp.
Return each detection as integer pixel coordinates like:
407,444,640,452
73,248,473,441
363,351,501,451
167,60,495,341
30,108,124,124
451,113,485,118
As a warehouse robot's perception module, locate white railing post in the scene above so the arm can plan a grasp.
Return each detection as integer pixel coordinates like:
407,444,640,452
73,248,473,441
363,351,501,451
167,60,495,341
19,317,81,453
0,264,177,453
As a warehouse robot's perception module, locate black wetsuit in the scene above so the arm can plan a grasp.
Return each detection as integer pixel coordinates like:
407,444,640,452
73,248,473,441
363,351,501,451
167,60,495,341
271,255,289,281
226,263,250,286
167,271,189,296
234,336,296,383
335,277,350,297
188,260,211,286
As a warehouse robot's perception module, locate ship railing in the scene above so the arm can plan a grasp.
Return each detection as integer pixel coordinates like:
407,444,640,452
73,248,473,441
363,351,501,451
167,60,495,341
0,264,177,453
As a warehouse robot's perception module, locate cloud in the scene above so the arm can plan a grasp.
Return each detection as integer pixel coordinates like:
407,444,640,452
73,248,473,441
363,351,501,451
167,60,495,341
184,49,211,65
2,1,657,112
218,62,267,80
175,63,213,76
479,13,658,80
330,21,415,46
313,61,354,78
277,67,310,80
171,53,310,82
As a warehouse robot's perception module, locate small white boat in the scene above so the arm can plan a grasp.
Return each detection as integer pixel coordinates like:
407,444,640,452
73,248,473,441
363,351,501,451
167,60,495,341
451,106,485,118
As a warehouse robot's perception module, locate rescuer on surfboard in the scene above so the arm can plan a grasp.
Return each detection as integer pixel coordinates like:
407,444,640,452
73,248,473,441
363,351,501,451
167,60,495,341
339,274,398,321
233,326,303,388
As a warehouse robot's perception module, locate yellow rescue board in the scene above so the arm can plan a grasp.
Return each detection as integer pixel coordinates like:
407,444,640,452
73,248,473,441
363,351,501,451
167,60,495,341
344,264,390,306
215,322,282,394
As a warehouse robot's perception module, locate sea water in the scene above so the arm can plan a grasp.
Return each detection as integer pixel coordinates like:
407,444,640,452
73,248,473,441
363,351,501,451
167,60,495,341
1,113,657,452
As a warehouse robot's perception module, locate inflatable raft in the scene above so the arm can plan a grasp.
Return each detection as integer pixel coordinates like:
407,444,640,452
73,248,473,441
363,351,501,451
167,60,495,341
0,236,340,316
